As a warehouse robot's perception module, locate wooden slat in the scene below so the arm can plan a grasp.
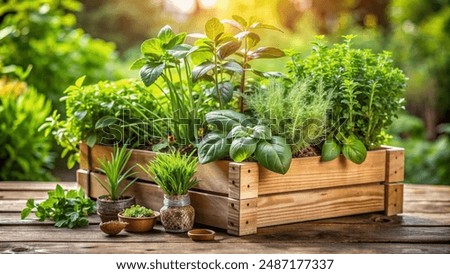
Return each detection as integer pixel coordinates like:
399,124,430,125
258,150,387,195
0,182,76,191
257,183,385,227
385,147,405,182
80,143,230,195
2,242,449,254
385,183,404,216
404,184,450,201
228,162,259,200
77,170,229,229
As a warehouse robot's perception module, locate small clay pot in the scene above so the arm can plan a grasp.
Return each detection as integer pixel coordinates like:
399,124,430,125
118,211,160,233
97,196,135,222
99,220,128,236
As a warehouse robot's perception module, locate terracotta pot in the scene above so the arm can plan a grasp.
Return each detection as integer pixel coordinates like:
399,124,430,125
118,211,160,233
96,196,135,222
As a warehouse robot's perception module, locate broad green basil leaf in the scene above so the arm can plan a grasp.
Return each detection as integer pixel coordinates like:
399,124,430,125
255,137,292,174
192,61,215,81
230,137,257,162
321,139,341,161
342,135,367,164
198,132,229,164
206,110,251,131
217,40,241,60
129,58,147,70
227,125,249,139
141,38,164,57
166,32,187,48
252,125,271,140
205,17,224,40
157,25,175,44
140,63,165,86
168,44,197,59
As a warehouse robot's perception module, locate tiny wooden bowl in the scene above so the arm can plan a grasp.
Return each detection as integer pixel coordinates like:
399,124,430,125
99,220,128,236
188,229,215,241
118,211,160,233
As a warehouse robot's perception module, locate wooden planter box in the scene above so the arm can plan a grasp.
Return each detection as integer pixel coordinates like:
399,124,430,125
77,143,404,236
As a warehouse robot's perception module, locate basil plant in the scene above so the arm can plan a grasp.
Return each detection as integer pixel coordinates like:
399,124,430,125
198,110,292,174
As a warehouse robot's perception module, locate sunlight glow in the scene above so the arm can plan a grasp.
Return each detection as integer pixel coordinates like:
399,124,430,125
166,0,196,14
199,0,217,9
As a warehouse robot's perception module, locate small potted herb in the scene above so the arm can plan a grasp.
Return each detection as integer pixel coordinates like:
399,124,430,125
140,151,198,233
118,205,159,233
95,145,137,222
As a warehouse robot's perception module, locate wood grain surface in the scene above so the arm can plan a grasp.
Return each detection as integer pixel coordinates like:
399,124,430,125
0,181,449,254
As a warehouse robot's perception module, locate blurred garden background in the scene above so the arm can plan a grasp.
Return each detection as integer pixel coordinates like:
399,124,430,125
0,0,449,185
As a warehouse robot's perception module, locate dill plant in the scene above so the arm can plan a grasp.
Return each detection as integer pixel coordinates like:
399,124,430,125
246,79,330,155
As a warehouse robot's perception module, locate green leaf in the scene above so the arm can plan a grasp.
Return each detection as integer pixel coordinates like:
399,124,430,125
140,63,165,86
248,47,285,60
26,199,35,209
205,82,234,104
206,110,250,131
205,18,224,40
342,135,367,164
232,15,247,28
85,133,97,147
55,220,67,227
222,61,243,74
20,208,32,220
250,23,283,32
95,116,116,129
167,44,197,59
230,137,257,162
75,76,86,87
217,40,241,60
198,132,230,164
141,38,164,57
74,110,87,121
255,137,292,174
321,139,341,162
192,62,215,81
157,25,175,44
55,184,65,198
227,125,249,139
129,58,147,70
167,32,187,48
252,125,272,140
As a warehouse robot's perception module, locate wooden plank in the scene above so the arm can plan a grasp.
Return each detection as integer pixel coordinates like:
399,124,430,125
1,223,449,244
404,184,450,202
77,170,229,229
403,201,450,214
82,144,230,195
258,150,387,195
228,162,259,200
227,198,257,236
385,183,404,216
385,147,405,182
0,213,100,226
257,183,385,227
2,242,449,254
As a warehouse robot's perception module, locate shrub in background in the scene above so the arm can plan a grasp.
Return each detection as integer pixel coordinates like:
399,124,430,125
0,0,122,112
0,76,54,180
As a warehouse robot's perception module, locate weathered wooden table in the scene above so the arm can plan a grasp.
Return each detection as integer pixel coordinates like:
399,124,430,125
0,182,449,254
